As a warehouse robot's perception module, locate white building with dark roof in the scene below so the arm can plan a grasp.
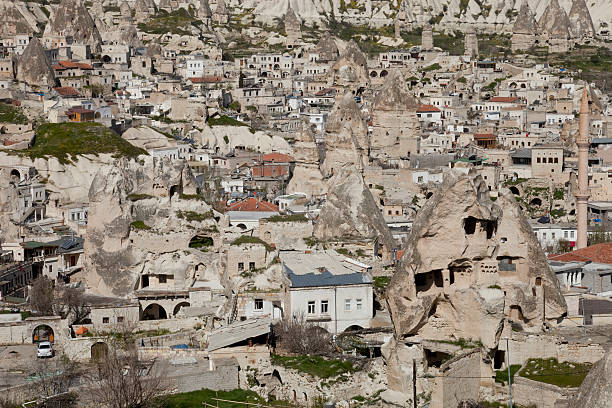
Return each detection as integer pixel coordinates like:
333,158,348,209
280,251,373,333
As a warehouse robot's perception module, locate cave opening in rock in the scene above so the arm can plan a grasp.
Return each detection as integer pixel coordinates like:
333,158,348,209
424,348,452,368
493,349,505,369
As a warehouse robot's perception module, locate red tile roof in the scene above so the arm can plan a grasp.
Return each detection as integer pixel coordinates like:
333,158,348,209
53,60,93,70
417,104,441,113
54,86,80,97
189,76,222,83
548,243,612,264
66,107,94,114
226,198,279,212
489,96,518,103
260,153,294,163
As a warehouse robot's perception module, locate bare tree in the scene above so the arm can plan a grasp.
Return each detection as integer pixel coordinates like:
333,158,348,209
84,347,169,408
29,276,55,316
31,356,80,399
273,313,332,355
53,286,90,325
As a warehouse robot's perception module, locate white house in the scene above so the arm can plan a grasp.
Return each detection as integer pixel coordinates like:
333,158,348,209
280,251,373,333
530,221,577,252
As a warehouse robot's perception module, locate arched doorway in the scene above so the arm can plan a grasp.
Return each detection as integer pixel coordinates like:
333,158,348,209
509,186,520,195
91,342,109,362
33,325,54,343
236,223,247,230
173,302,190,316
10,169,21,183
530,198,542,207
343,325,364,332
142,303,168,320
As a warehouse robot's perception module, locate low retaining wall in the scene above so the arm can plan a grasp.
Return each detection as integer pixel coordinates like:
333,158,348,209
138,346,209,360
512,375,577,408
500,335,604,365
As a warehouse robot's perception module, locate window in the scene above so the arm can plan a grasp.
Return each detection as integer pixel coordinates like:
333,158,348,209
552,233,556,239
537,157,541,163
117,316,124,323
542,233,547,239
321,300,329,314
102,317,109,324
307,301,316,314
344,299,351,311
356,299,363,311
564,231,568,238
238,262,244,271
158,275,167,284
254,299,263,310
249,262,255,270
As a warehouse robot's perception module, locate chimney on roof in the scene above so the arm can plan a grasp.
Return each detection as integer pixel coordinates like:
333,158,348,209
317,267,325,274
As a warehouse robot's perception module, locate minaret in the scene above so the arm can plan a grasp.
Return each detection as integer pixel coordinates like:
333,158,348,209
575,87,590,249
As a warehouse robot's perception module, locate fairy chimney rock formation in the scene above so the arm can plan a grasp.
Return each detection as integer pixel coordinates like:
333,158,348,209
387,172,566,343
286,123,326,198
421,23,434,50
314,166,396,256
538,0,572,52
331,40,369,89
314,33,339,62
568,0,596,40
321,93,368,177
512,1,538,51
464,27,479,57
16,37,56,88
214,0,229,24
199,0,213,28
284,5,302,46
0,1,33,37
370,70,420,159
45,0,102,51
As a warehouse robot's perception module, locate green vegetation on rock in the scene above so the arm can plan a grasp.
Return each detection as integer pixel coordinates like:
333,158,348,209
130,220,151,230
19,123,146,164
137,8,197,36
161,388,291,408
231,235,272,251
176,210,214,222
271,354,356,379
0,103,28,124
519,358,592,388
265,214,308,223
207,115,255,134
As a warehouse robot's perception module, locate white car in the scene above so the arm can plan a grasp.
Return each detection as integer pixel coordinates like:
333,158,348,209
37,341,54,358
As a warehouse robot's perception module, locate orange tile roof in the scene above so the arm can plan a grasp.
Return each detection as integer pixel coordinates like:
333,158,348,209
474,133,496,139
54,86,80,97
489,96,518,103
260,153,294,163
417,104,441,113
226,197,279,212
53,60,93,70
548,243,612,265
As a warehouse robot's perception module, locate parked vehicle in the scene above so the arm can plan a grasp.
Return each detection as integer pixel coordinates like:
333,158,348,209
37,341,54,358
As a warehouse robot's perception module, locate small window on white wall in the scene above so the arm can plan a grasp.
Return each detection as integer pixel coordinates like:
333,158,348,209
254,299,263,311
307,301,315,314
344,299,351,311
356,299,363,311
321,300,329,314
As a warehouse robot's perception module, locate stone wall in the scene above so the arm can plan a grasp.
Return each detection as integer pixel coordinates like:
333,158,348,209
258,219,313,250
513,375,577,408
500,335,604,365
431,350,481,408
169,363,239,393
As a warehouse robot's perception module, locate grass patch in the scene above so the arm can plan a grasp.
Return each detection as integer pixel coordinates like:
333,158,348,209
188,236,213,249
161,388,291,408
504,178,527,186
550,209,566,218
271,354,356,379
207,115,255,134
0,103,28,124
18,123,146,164
176,210,214,222
231,235,272,251
495,364,521,385
422,63,441,72
137,8,196,36
553,189,564,200
519,358,592,388
265,214,308,222
373,276,391,289
179,193,205,201
130,220,151,230
303,236,316,247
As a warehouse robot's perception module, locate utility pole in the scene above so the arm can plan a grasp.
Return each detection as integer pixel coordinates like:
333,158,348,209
505,337,513,408
412,359,417,408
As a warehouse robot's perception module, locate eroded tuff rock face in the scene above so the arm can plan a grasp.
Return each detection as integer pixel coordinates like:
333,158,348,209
286,123,326,197
16,38,56,88
320,93,368,177
314,33,339,62
0,1,33,37
387,172,566,345
314,166,396,251
331,40,369,89
511,1,538,51
83,157,220,297
370,70,420,159
46,0,102,51
569,351,612,408
538,0,572,39
568,0,596,39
